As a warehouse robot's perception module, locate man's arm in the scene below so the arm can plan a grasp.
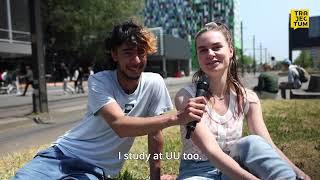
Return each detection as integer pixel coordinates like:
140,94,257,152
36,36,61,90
148,131,163,180
99,96,206,137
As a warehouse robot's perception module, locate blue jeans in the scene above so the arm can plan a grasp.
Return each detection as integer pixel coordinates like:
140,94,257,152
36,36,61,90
178,135,296,180
12,146,106,180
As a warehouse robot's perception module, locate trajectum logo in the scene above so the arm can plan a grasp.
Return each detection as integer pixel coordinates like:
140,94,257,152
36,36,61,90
290,9,309,30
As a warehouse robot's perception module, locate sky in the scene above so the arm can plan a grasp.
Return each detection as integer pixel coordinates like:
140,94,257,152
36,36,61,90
239,0,320,62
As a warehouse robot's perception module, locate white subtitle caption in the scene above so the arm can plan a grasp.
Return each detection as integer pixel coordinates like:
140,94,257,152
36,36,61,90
118,152,201,162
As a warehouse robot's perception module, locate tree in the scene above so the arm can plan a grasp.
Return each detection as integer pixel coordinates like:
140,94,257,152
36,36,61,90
242,54,254,65
42,0,144,70
294,50,312,68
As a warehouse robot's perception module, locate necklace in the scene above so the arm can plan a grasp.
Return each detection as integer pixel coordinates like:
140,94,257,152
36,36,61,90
213,95,225,100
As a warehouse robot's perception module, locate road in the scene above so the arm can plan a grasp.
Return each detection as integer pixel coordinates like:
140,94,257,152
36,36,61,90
0,77,192,155
0,73,264,156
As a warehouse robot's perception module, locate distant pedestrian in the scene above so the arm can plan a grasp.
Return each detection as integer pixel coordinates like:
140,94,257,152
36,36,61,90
279,59,303,99
73,66,84,93
21,66,33,96
12,68,22,95
51,65,58,87
73,67,79,92
88,66,94,76
60,63,74,94
253,64,278,99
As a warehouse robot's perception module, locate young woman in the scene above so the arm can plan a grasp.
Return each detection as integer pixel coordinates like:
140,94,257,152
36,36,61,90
175,22,310,180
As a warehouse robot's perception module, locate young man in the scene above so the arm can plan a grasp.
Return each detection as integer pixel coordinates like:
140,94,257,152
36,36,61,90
13,21,206,180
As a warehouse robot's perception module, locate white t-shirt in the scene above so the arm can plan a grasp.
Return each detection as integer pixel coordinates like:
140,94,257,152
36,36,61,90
288,65,301,89
55,70,173,177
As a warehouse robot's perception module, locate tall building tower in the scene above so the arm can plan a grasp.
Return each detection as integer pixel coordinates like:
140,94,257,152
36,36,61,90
144,0,237,39
233,0,241,50
143,0,195,39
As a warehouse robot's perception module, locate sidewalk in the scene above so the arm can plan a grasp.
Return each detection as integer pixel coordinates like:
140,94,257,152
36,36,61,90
0,81,88,109
0,73,269,131
0,76,194,131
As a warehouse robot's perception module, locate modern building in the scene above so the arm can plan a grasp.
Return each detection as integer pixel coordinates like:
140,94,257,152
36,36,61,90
0,0,31,69
144,0,240,72
289,15,320,69
144,0,238,40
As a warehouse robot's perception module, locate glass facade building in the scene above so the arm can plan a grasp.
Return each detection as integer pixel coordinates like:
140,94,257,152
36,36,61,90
0,0,31,58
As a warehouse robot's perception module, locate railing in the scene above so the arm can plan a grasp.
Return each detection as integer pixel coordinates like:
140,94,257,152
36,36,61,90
0,28,31,44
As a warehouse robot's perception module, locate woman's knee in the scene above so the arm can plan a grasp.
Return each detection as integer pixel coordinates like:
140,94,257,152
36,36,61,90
234,135,272,157
238,135,267,148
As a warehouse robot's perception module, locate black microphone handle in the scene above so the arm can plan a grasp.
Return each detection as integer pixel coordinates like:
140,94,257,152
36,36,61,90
185,89,207,139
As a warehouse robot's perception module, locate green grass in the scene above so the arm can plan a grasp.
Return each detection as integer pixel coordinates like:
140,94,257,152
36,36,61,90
1,100,319,180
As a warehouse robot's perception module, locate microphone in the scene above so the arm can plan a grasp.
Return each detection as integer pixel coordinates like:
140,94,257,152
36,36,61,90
185,75,209,139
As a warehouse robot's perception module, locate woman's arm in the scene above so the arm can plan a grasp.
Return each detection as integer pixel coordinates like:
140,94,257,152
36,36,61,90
246,93,310,180
192,122,259,180
175,89,258,180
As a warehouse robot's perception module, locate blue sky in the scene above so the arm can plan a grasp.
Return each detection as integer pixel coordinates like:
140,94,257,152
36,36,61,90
239,0,320,62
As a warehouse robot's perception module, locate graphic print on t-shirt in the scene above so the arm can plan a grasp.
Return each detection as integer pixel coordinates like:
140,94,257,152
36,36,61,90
124,104,134,114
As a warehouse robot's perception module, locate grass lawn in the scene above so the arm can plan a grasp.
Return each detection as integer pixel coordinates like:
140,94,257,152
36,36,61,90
1,99,319,180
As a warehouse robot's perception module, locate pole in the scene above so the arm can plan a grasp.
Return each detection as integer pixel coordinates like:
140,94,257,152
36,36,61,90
241,21,244,77
253,35,256,75
264,48,267,64
28,0,48,113
289,14,292,61
260,43,263,66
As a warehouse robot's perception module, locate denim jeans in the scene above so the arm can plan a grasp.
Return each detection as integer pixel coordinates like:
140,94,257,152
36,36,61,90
178,135,296,180
12,146,106,180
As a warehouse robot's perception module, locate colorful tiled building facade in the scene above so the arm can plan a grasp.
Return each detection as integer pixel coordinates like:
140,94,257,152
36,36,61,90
144,0,239,43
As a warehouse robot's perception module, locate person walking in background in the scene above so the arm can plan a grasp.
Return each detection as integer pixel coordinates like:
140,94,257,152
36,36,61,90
73,66,79,92
279,59,301,99
13,20,206,180
21,66,33,96
253,63,278,99
60,62,74,94
73,66,84,93
51,65,58,87
175,22,310,180
88,66,94,76
12,68,22,95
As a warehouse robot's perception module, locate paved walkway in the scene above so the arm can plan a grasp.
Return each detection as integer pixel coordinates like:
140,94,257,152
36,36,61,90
0,72,281,131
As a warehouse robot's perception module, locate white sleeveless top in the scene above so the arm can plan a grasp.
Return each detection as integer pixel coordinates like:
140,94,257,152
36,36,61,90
180,84,259,161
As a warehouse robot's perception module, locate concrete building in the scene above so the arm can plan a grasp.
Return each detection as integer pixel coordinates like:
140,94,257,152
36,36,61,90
0,0,31,64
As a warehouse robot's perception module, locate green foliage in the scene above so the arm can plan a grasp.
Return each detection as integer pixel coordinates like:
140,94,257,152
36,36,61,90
43,0,144,63
235,47,253,66
242,54,254,65
294,50,313,68
191,40,199,70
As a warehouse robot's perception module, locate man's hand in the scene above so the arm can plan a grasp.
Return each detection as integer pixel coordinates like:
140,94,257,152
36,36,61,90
176,96,207,125
160,174,177,180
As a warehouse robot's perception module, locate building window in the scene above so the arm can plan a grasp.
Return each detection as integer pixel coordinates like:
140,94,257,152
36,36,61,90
0,0,9,39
